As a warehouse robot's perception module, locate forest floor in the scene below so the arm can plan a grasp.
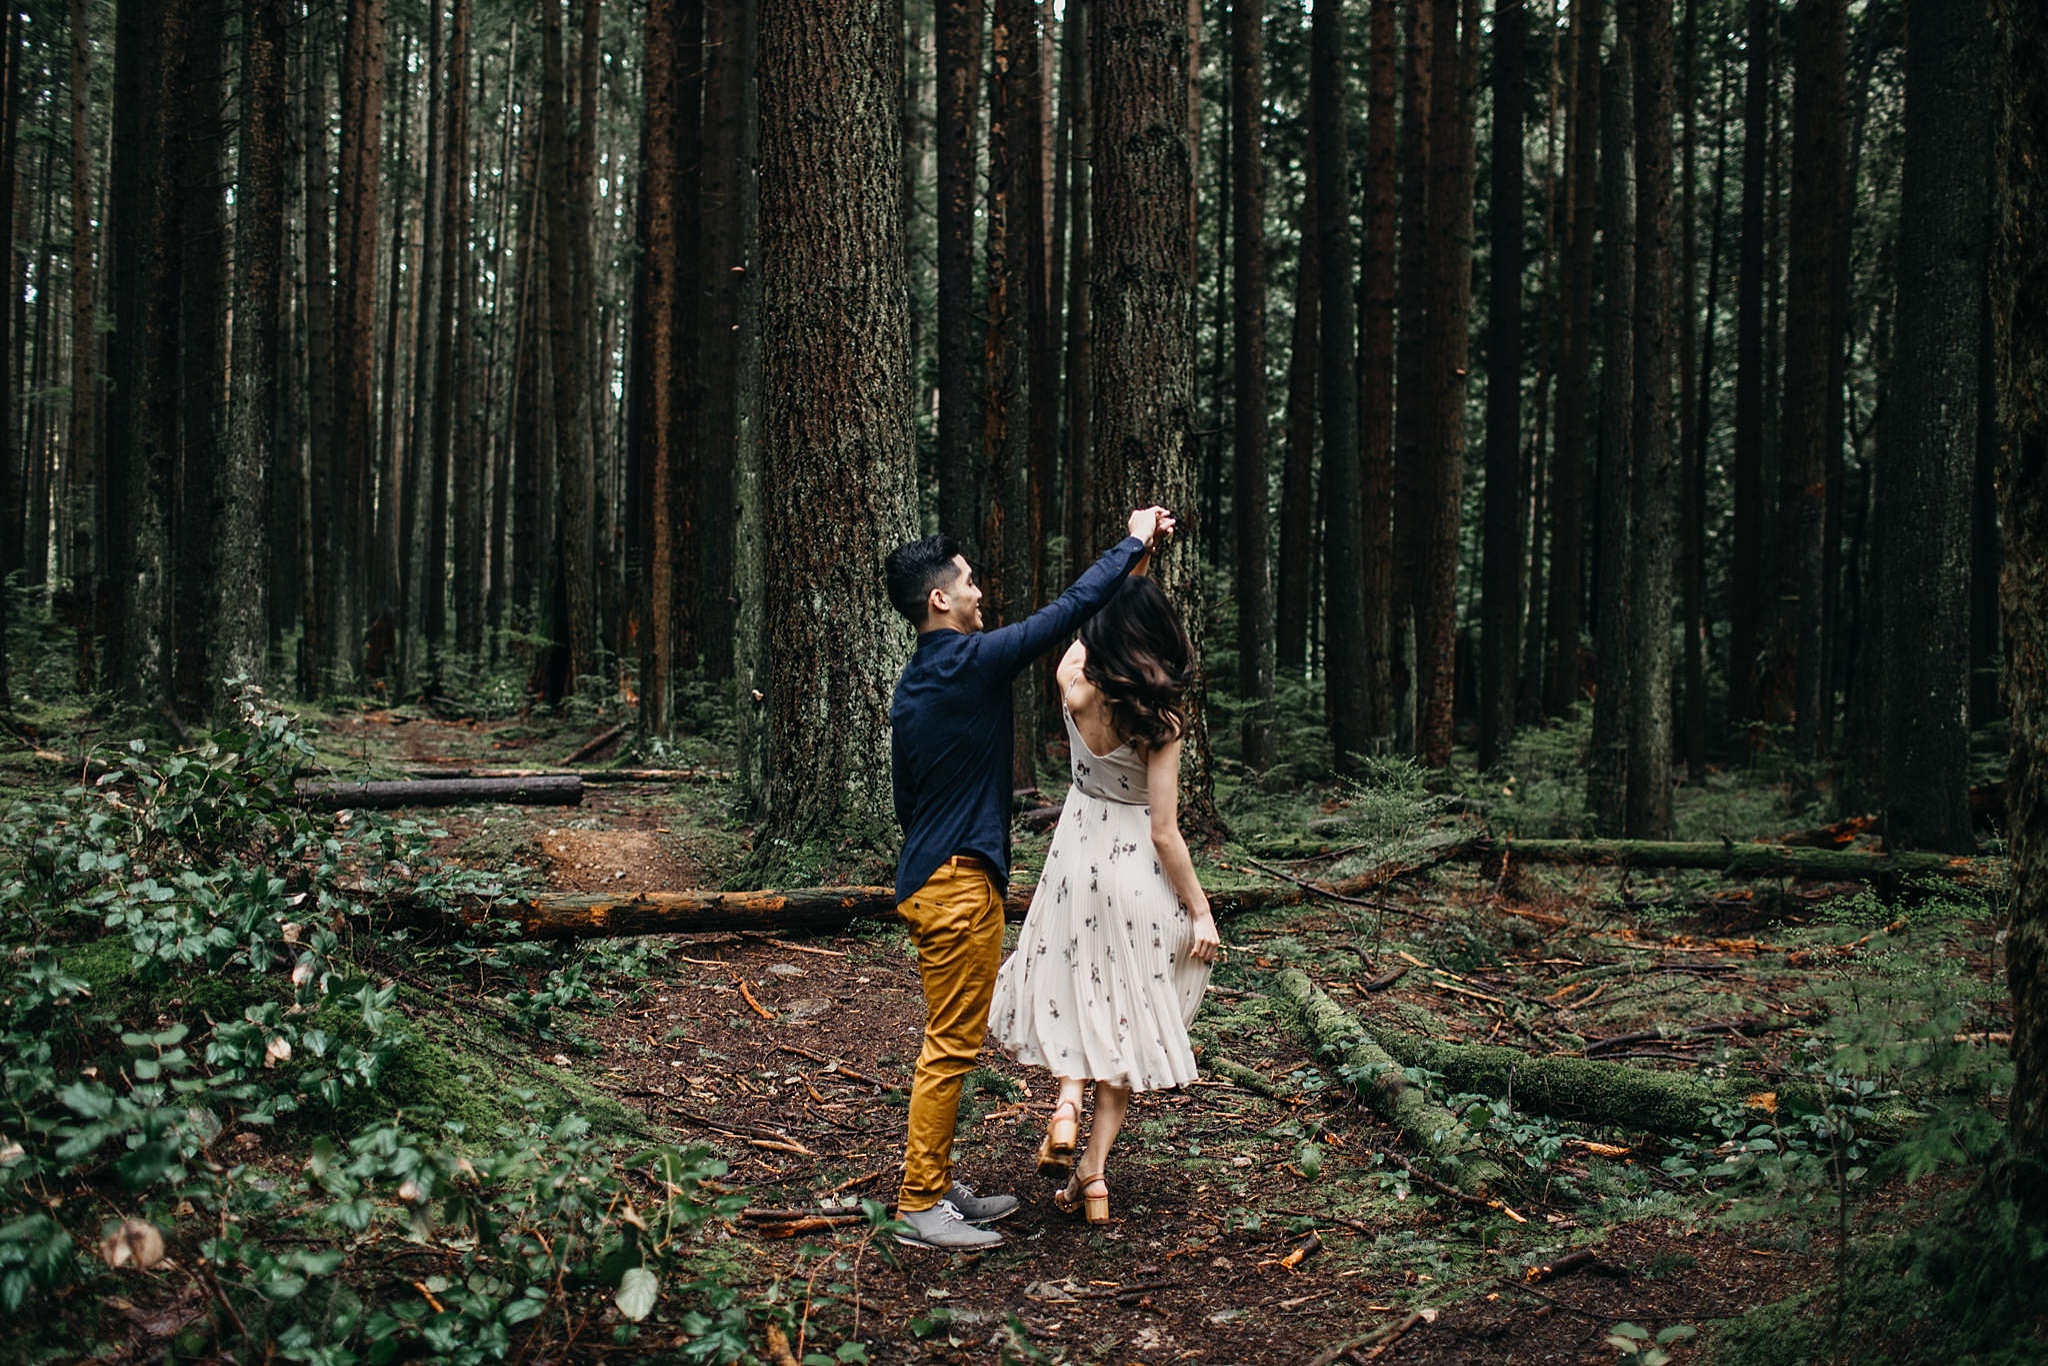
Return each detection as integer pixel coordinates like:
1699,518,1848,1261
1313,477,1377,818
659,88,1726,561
5,695,2034,1365
303,702,2021,1365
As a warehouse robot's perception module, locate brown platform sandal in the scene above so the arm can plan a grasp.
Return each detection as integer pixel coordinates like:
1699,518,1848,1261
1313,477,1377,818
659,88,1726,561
1036,1101,1081,1178
1053,1171,1110,1224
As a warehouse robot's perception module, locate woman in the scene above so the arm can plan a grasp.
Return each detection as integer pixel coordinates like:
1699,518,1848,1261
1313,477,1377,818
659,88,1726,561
988,568,1220,1223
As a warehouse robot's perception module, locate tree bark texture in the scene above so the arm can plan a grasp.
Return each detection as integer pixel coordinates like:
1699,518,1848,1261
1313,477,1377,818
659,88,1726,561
754,0,917,867
1359,0,1399,746
1885,0,1986,853
214,0,288,711
1479,0,1525,771
1728,0,1772,739
1586,5,1635,831
1415,0,1476,768
1545,0,1600,717
331,0,386,690
1313,0,1368,770
1390,0,1434,749
1625,0,1676,838
935,0,982,551
1275,137,1317,673
1091,0,1216,831
634,0,686,734
1231,0,1276,771
66,0,96,641
1993,0,2048,1191
1763,0,1845,759
541,0,597,692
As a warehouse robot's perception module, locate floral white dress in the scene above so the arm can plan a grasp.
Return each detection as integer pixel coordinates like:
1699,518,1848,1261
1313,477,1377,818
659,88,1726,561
989,707,1212,1091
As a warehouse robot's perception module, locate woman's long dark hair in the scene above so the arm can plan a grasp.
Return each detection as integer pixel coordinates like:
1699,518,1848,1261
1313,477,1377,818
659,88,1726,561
1079,576,1193,752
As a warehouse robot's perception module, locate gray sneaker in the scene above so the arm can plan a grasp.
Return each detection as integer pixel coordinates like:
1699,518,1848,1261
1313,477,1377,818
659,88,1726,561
946,1181,1020,1224
895,1199,1006,1251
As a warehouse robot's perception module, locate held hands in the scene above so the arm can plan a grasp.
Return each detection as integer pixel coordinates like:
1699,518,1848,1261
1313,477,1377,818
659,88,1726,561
1126,505,1177,552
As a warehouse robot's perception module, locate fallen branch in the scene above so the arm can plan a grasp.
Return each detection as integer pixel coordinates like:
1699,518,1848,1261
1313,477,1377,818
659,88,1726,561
562,725,626,765
1582,1017,1787,1057
1205,1056,1300,1101
1273,969,1507,1194
297,774,582,810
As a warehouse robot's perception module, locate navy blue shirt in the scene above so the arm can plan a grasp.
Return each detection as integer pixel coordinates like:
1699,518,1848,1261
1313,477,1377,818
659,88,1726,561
890,536,1146,904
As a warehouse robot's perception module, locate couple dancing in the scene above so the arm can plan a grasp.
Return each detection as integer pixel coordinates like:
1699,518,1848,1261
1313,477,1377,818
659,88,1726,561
883,506,1219,1252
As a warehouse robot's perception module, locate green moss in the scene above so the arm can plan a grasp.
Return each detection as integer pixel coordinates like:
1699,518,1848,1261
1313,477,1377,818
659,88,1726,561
307,984,649,1145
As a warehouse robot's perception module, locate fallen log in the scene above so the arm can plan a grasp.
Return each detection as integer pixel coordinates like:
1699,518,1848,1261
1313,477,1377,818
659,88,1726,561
297,774,583,809
457,862,1436,940
1470,837,1995,886
1273,969,1507,1193
401,766,729,784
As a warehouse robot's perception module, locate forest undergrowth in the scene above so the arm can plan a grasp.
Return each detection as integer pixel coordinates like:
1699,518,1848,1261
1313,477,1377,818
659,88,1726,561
0,626,2041,1362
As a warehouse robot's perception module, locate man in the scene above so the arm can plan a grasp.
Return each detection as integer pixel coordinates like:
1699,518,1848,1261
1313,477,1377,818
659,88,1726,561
882,506,1174,1250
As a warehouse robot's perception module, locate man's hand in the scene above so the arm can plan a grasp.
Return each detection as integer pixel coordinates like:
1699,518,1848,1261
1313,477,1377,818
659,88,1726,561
1127,505,1177,550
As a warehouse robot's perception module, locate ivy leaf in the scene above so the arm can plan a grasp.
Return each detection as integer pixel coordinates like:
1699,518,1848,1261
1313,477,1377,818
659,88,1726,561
615,1266,659,1323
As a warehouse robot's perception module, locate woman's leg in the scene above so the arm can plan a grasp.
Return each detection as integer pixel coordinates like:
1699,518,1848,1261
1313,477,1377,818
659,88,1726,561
1056,1076,1086,1119
1079,1081,1131,1179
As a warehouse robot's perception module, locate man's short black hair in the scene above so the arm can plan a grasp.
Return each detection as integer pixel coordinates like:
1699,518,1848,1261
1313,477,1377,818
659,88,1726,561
885,535,964,625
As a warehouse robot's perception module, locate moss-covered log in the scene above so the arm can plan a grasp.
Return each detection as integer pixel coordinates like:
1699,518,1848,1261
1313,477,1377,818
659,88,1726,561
1469,837,1995,885
1273,969,1507,1193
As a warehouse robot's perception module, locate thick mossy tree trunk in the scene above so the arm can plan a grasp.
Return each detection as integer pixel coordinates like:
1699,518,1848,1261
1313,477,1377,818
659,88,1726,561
751,0,917,878
1994,0,2048,1198
1091,0,1216,831
935,0,983,554
1885,0,1987,854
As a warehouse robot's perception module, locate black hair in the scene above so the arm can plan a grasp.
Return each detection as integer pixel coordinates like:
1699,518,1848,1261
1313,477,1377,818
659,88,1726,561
1078,576,1193,752
884,534,965,625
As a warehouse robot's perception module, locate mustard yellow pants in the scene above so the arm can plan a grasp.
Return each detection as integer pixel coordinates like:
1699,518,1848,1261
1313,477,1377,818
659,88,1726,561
895,860,1006,1212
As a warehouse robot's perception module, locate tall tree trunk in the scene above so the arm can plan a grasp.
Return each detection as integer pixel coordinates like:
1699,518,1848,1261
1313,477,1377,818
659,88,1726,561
1586,2,1635,831
984,0,1043,790
935,0,982,550
1689,64,1734,782
331,0,386,689
1624,0,1675,838
698,0,754,683
752,0,916,866
541,0,596,691
1062,0,1095,608
1415,0,1476,768
172,0,228,716
1359,0,1398,745
1978,0,2031,1182
212,0,287,712
1884,0,1986,853
634,0,685,733
1232,0,1274,772
1728,0,1772,742
374,31,413,680
447,0,480,662
1763,0,1845,761
299,14,337,696
63,0,95,654
1314,0,1367,770
1092,0,1215,831
1479,0,1525,771
427,0,469,680
1275,138,1317,673
1391,0,1434,748
1995,0,2048,1202
0,8,15,708
1545,0,1600,716
112,0,189,711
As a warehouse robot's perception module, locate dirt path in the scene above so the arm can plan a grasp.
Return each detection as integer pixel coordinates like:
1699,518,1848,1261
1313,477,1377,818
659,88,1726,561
380,711,1855,1362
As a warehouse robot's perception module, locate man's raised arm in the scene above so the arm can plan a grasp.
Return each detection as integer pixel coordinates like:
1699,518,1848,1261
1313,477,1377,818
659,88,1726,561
977,507,1174,679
